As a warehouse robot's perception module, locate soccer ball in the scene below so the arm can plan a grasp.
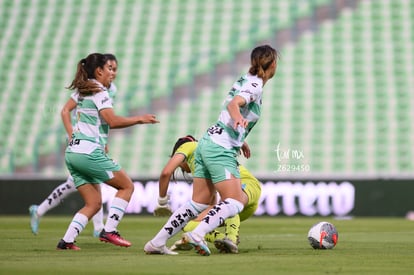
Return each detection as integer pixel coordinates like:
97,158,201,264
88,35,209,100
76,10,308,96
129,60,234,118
307,221,338,249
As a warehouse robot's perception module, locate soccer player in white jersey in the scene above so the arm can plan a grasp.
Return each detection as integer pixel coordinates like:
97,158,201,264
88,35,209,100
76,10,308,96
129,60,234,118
56,53,159,250
144,45,279,256
29,54,119,237
144,135,262,255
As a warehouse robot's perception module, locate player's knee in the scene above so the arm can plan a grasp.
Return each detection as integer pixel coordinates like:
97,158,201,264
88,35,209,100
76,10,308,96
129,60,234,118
123,180,134,194
190,200,209,214
224,198,244,216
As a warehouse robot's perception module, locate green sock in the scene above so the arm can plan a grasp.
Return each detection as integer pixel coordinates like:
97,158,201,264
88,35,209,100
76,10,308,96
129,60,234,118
183,220,199,232
205,230,225,243
225,215,240,244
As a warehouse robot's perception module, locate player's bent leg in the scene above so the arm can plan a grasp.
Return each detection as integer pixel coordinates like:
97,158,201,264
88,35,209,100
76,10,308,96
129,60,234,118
101,171,133,246
183,220,199,232
29,205,40,235
30,176,77,235
92,206,104,237
223,214,240,245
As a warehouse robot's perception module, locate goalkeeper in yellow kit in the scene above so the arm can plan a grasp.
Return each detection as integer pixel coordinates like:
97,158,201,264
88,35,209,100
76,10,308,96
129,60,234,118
148,134,261,254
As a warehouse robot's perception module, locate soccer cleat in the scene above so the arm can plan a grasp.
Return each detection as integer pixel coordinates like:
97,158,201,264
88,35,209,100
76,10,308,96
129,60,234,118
93,230,101,238
182,232,211,256
170,239,193,251
99,230,131,247
29,205,40,235
144,241,178,255
214,238,239,254
56,239,81,250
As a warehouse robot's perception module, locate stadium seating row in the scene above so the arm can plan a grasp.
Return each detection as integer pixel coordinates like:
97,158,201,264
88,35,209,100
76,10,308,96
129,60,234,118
0,0,329,174
1,0,413,179
107,0,413,178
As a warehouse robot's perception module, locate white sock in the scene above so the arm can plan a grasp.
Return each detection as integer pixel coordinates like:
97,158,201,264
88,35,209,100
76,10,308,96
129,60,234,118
37,176,76,216
92,206,104,232
151,200,208,247
104,197,128,232
192,198,244,238
62,213,88,243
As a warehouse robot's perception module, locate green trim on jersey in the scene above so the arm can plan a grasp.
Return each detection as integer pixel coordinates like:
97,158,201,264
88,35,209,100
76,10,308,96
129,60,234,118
78,98,97,109
79,112,98,125
69,89,113,153
217,121,240,140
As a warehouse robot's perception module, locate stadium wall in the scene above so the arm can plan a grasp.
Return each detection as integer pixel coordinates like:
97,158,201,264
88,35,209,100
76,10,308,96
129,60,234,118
1,178,413,217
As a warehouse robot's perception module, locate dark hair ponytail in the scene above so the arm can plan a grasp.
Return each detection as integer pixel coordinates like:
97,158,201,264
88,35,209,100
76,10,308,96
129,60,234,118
66,53,109,94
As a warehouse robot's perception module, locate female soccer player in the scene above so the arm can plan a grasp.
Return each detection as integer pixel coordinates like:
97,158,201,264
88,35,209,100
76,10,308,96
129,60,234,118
153,45,278,256
29,54,119,237
57,53,159,250
144,135,262,255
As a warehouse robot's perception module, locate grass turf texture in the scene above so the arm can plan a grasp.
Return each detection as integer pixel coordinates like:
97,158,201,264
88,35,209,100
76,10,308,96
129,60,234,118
1,216,413,274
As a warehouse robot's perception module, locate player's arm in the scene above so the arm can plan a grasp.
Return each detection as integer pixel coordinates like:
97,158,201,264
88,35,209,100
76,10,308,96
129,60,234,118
61,98,77,139
99,108,159,129
241,141,251,159
227,95,248,129
153,153,186,217
159,153,186,197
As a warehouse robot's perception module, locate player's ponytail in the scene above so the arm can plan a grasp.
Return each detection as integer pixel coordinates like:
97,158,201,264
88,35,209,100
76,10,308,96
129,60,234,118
248,45,279,79
66,53,108,94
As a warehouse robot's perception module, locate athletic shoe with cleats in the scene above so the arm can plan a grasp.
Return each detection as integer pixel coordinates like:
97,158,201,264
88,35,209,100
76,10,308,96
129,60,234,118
182,232,211,256
56,239,81,250
29,205,40,235
170,239,193,251
144,241,178,255
214,237,239,253
99,230,131,247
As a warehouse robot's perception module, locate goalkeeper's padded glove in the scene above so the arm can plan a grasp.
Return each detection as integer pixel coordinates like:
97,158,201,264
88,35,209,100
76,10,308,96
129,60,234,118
153,195,172,216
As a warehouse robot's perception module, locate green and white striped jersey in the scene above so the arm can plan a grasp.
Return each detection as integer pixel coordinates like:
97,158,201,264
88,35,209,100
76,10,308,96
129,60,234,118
67,84,113,154
208,73,263,149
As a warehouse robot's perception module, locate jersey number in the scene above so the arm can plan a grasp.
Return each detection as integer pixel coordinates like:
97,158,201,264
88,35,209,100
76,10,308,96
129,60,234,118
69,139,80,146
207,125,223,135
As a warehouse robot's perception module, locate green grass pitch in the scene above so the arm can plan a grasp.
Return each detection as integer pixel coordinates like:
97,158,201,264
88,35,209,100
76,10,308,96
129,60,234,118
1,216,413,274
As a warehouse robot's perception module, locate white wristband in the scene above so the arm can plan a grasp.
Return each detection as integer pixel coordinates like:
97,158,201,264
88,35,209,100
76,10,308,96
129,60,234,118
158,195,169,206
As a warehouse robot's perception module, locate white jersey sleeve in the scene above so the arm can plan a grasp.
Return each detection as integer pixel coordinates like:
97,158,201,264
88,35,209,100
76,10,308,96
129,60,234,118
93,91,113,111
237,78,262,105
